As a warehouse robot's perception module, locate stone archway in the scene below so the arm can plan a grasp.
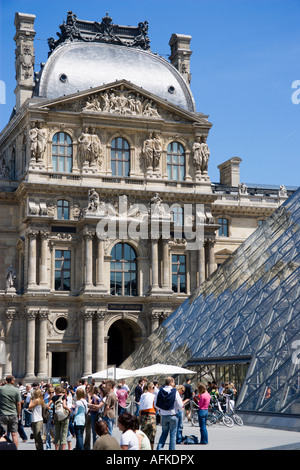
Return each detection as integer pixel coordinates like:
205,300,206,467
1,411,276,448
107,319,141,367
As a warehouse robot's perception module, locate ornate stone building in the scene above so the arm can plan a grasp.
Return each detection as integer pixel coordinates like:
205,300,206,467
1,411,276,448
0,12,296,382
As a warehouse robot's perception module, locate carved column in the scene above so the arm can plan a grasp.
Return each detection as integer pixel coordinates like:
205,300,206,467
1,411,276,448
27,230,38,289
150,238,159,292
95,310,106,372
150,312,161,334
4,308,16,377
37,309,48,379
83,230,94,290
96,237,107,291
39,231,49,289
82,310,94,377
162,238,171,290
198,241,206,286
206,239,216,277
25,309,37,379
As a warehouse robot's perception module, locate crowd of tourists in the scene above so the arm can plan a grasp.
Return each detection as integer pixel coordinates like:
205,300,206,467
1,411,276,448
0,374,237,451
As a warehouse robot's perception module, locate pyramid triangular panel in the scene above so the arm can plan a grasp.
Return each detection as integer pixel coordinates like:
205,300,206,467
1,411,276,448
122,189,300,415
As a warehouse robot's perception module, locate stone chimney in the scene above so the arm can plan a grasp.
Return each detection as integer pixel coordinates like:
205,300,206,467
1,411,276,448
218,157,242,187
14,12,36,111
169,34,192,85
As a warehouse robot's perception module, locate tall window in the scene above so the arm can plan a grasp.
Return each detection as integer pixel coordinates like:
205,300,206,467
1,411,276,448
218,218,229,237
171,206,184,226
167,142,185,181
172,255,186,293
55,250,71,291
57,199,70,220
111,138,130,177
110,243,137,296
52,132,73,173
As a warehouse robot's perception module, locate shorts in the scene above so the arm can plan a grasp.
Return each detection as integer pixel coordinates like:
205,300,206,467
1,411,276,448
0,415,18,434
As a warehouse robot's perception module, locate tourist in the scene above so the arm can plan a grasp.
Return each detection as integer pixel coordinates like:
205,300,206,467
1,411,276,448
103,380,117,435
44,388,55,450
134,379,144,416
116,383,129,416
73,387,88,450
28,388,44,450
88,386,103,445
52,385,71,450
0,375,22,449
118,412,139,450
84,383,93,450
93,420,120,450
154,376,183,451
139,382,157,450
182,378,193,421
133,415,151,450
176,384,190,444
194,382,211,445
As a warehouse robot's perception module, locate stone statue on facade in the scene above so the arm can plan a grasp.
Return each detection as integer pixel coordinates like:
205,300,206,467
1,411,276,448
143,132,162,174
6,265,16,291
238,182,248,195
29,123,47,163
78,128,102,170
193,135,210,176
0,158,10,180
87,188,100,212
279,185,287,197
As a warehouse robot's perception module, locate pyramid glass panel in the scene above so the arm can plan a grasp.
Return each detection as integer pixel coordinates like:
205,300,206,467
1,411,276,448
122,189,300,416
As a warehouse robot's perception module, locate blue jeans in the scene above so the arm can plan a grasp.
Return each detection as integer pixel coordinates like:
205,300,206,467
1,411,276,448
176,410,184,444
90,413,98,445
156,414,178,451
197,409,208,444
74,424,85,450
102,416,115,436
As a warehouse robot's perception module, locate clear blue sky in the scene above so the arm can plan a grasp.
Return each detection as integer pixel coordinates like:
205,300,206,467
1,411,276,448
0,0,299,186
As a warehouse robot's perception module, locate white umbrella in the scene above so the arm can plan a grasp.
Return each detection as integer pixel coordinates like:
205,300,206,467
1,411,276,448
129,363,196,377
83,367,135,381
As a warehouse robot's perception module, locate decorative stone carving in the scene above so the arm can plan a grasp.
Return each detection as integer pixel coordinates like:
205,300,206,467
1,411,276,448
142,132,163,175
29,123,47,163
78,128,103,170
0,158,10,180
6,265,16,291
87,188,100,212
83,87,161,118
238,182,248,195
193,135,210,175
47,11,150,55
279,185,287,197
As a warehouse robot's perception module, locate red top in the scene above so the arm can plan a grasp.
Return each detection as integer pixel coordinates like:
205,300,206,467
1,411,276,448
194,391,211,410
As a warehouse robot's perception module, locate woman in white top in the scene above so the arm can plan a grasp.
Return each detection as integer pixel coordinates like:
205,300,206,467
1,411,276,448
118,412,139,450
73,388,88,450
28,388,44,450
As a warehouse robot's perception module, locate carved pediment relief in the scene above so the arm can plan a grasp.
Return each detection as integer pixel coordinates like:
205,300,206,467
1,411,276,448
38,81,202,124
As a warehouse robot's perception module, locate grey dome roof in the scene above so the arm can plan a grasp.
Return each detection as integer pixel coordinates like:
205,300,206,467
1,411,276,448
37,42,196,112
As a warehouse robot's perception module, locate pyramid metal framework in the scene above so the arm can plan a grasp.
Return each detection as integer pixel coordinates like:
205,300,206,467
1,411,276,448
123,188,300,416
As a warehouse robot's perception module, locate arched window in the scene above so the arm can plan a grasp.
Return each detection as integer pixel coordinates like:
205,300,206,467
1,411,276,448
57,199,70,220
218,218,229,237
52,132,73,173
111,138,130,177
110,243,137,296
167,142,185,181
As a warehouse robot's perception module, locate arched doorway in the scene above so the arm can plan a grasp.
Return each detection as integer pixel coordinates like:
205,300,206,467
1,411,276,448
107,319,140,367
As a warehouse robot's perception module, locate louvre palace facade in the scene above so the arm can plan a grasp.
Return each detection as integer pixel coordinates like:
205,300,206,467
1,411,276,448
0,12,296,383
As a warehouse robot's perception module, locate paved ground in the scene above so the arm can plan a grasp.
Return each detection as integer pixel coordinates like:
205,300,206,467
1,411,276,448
16,419,300,451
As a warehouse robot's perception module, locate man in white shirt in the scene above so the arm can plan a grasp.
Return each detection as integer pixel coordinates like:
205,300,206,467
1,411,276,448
154,377,183,451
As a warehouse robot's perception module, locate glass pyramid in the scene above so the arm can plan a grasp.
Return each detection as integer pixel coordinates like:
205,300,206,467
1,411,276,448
123,188,300,416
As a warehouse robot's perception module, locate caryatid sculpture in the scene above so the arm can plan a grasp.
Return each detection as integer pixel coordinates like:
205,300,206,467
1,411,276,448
78,128,102,168
193,135,210,175
143,132,162,173
29,123,47,163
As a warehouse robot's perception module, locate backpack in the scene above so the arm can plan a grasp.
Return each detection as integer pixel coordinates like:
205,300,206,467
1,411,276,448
183,435,199,445
42,405,50,423
54,395,70,421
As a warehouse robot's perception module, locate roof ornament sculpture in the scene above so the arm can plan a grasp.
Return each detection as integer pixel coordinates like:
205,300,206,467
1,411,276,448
47,11,150,56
